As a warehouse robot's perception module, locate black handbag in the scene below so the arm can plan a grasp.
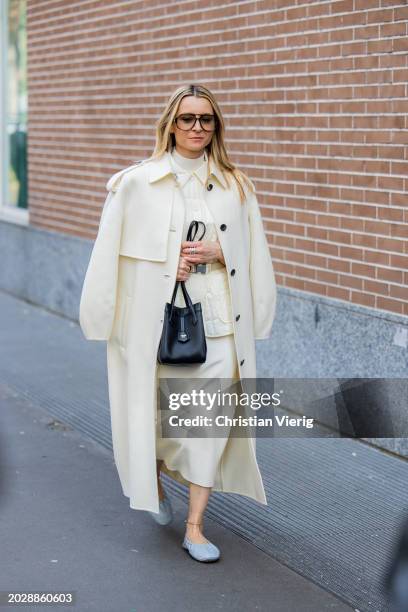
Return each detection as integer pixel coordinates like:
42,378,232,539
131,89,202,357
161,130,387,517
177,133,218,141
157,220,207,365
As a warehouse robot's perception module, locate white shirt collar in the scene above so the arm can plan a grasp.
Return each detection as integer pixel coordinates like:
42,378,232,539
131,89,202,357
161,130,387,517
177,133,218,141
148,150,228,189
170,147,209,186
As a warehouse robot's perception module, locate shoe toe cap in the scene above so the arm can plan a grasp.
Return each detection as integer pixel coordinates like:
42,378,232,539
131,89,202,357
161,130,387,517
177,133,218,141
183,538,220,561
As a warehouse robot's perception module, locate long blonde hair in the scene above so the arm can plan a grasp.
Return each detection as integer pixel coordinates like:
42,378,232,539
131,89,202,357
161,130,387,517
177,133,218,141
148,84,255,205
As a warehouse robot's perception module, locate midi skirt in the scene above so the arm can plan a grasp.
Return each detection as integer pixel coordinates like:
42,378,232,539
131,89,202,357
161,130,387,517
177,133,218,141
155,333,240,488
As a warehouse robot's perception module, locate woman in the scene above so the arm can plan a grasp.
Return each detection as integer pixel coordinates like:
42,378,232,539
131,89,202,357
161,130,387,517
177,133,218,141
79,83,277,562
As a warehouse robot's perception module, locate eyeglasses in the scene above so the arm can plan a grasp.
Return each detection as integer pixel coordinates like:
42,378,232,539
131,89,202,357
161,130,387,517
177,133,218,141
174,113,216,132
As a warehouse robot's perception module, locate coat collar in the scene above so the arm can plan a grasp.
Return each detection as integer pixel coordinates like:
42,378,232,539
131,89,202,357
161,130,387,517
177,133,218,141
148,150,228,189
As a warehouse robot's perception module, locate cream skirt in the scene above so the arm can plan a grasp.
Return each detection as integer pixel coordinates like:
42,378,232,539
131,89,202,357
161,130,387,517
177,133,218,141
155,333,239,488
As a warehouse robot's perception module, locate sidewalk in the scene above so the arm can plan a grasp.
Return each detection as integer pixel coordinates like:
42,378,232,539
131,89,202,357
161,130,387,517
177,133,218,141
0,379,355,612
0,289,354,612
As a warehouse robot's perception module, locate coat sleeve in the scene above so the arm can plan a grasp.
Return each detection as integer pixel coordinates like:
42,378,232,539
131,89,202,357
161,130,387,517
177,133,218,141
78,177,127,341
247,189,277,340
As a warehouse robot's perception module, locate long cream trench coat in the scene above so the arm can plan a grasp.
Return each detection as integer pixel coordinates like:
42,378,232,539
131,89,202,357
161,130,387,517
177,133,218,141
79,150,277,514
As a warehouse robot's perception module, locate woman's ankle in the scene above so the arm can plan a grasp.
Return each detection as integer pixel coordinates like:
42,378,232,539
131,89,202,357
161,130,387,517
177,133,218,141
186,519,203,531
185,520,207,543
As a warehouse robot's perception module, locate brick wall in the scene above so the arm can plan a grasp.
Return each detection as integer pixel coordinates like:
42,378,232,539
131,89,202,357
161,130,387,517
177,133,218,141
27,0,408,316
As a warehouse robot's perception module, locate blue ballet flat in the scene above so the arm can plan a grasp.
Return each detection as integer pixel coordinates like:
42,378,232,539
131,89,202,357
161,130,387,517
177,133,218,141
182,533,220,562
148,489,173,525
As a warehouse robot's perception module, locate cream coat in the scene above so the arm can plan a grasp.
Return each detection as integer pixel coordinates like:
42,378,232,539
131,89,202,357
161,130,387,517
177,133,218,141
79,150,277,513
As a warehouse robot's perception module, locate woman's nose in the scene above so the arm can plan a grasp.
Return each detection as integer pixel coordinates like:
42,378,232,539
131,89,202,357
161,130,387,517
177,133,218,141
191,118,203,131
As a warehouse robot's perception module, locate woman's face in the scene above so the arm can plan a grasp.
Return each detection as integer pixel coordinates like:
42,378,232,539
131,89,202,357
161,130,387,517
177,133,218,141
170,95,215,157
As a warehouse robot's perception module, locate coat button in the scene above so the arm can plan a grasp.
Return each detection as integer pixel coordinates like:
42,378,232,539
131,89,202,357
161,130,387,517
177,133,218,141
230,268,236,276
240,359,245,366
235,314,240,321
220,223,227,231
207,183,213,191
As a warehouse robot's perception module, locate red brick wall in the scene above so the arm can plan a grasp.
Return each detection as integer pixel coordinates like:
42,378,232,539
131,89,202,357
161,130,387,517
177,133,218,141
27,0,408,316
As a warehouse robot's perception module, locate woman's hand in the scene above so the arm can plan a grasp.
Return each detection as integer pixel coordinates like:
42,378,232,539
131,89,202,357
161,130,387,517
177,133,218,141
176,256,192,281
181,239,225,267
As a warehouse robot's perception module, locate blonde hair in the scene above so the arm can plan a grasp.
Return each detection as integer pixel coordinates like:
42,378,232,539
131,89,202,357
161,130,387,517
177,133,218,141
148,83,255,205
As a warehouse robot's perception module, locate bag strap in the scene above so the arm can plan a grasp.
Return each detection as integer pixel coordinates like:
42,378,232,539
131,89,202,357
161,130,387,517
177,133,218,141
169,281,197,325
168,220,206,322
186,220,206,242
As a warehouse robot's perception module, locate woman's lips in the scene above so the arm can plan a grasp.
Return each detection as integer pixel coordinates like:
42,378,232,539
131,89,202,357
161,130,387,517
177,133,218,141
190,137,204,140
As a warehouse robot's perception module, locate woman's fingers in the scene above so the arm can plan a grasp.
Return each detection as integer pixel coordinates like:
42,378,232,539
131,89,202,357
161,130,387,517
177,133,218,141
180,257,191,272
181,240,221,264
181,240,202,258
176,256,191,281
181,240,201,250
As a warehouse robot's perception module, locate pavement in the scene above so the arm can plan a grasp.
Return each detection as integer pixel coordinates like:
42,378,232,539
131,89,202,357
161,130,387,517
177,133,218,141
0,289,355,612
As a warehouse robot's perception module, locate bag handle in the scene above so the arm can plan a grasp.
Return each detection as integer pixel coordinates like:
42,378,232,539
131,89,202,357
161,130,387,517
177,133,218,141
186,220,206,242
169,281,197,325
168,220,206,324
